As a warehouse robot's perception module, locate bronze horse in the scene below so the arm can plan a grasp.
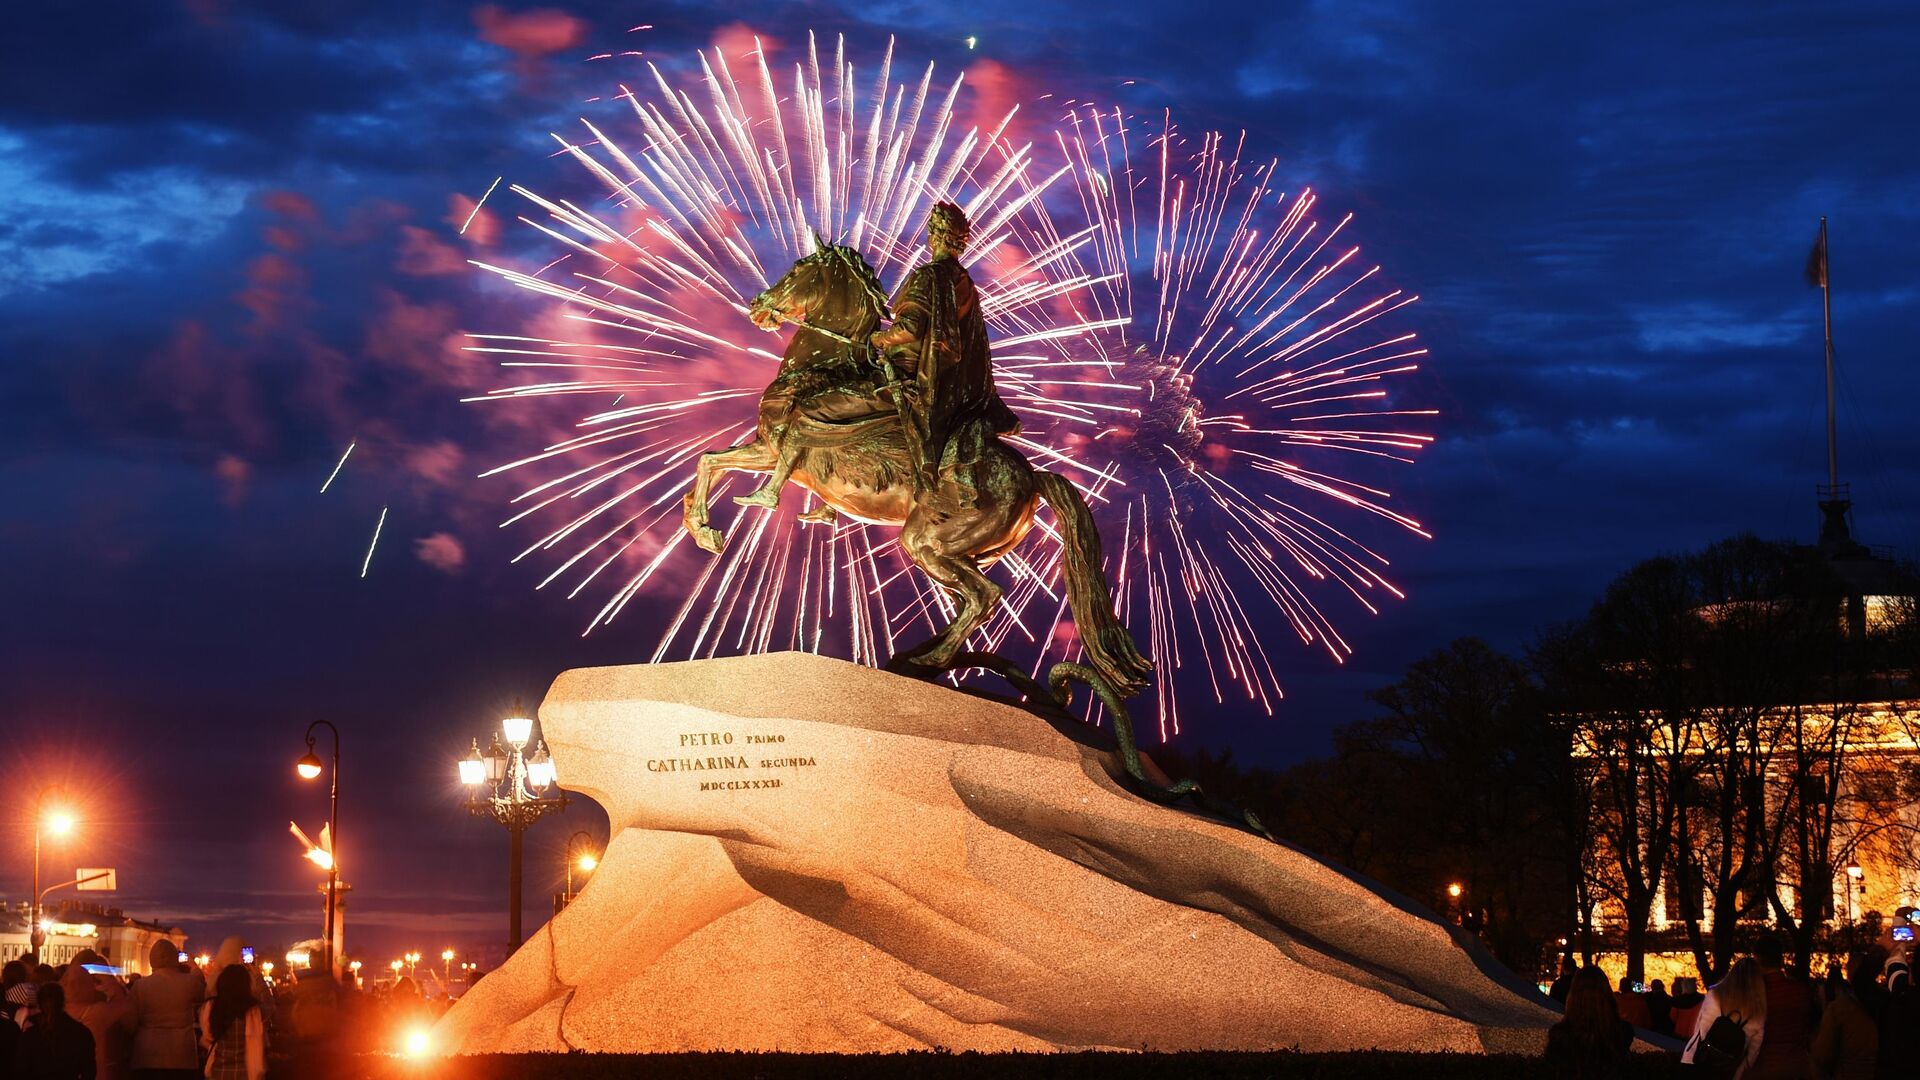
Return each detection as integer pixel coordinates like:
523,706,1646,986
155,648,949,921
680,242,1152,696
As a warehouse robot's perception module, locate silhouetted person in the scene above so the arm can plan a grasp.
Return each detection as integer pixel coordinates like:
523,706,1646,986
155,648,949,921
1811,951,1878,1080
1614,976,1652,1030
62,958,133,1080
1684,956,1767,1078
1751,937,1816,1080
129,941,200,1080
197,964,264,1080
14,982,97,1080
1546,966,1633,1079
1549,957,1578,1002
1646,978,1674,1036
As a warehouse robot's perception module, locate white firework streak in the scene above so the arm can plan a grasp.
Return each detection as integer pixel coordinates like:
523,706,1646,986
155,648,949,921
1042,105,1435,738
467,37,1434,738
466,34,1119,672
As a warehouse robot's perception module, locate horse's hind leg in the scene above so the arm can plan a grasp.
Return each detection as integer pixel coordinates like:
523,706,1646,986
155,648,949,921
682,440,776,554
894,524,1001,670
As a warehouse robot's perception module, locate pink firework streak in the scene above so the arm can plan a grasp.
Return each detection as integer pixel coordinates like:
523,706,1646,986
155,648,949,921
466,36,1433,736
1040,106,1435,737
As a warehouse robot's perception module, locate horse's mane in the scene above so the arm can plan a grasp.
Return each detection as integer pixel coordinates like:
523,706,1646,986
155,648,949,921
804,236,892,322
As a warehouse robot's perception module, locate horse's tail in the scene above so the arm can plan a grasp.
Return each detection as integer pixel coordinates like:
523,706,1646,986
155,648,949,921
1032,470,1153,698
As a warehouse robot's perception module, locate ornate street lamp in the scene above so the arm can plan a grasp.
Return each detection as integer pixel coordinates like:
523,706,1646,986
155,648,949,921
459,702,568,950
295,720,342,976
558,830,600,912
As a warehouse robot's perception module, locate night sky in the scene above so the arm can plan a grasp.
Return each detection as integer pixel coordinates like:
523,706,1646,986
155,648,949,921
5,1,1918,962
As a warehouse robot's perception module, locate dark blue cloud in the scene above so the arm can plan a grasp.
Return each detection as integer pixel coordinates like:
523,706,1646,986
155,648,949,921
3,0,1918,958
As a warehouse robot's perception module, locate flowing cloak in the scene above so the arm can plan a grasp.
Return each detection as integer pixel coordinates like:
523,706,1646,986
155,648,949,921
883,255,1019,481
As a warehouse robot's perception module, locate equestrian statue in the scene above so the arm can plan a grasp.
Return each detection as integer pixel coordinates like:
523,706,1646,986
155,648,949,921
679,201,1154,705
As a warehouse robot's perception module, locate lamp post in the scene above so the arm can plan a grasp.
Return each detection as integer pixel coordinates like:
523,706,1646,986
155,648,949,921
29,791,76,960
559,830,600,912
296,720,341,977
459,703,568,951
1845,862,1865,928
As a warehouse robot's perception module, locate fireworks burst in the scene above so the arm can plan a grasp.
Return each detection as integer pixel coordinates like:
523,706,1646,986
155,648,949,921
1044,107,1435,736
467,35,1433,734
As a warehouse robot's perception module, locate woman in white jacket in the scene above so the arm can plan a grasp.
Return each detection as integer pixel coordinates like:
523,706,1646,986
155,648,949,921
1682,956,1768,1078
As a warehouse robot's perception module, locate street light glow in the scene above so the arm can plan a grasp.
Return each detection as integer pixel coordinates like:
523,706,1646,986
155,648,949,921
458,741,486,786
295,752,324,780
403,1027,432,1058
502,714,533,749
441,948,455,962
527,743,556,791
304,847,335,871
1447,882,1464,898
46,810,76,835
577,853,598,872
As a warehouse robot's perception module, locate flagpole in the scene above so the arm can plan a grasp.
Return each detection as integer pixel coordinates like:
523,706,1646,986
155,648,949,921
1820,216,1837,492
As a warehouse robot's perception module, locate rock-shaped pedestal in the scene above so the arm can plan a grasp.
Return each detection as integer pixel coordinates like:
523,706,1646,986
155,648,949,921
434,652,1555,1054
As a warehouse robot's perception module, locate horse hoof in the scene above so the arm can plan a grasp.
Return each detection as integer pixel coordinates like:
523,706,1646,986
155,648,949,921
693,526,726,554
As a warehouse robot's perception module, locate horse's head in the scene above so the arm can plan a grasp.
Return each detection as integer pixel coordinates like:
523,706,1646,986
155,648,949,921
749,236,891,339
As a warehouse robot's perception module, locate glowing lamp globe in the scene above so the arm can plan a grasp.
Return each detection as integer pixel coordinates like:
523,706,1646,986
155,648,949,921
441,948,455,962
528,743,556,791
46,810,76,836
458,741,486,786
502,714,534,750
481,736,507,784
295,752,324,780
577,853,598,872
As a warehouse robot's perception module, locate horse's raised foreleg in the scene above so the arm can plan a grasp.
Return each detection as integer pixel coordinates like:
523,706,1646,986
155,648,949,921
682,440,777,554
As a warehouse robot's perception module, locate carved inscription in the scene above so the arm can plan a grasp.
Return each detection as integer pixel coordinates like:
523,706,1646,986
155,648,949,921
646,730,817,792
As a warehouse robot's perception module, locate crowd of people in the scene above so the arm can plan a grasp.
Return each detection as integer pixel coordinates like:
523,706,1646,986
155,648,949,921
2,937,448,1080
1544,915,1920,1079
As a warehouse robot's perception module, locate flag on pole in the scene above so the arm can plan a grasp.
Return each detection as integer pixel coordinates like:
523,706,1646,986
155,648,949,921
1805,222,1828,288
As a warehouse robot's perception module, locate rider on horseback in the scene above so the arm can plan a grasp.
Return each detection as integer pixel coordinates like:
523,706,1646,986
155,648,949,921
736,201,1019,513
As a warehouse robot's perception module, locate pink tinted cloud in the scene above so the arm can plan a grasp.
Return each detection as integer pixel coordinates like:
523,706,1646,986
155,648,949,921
474,4,586,57
406,441,466,487
961,58,1041,150
260,190,319,223
414,532,467,573
710,22,775,63
448,192,500,247
396,226,467,276
214,455,251,506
